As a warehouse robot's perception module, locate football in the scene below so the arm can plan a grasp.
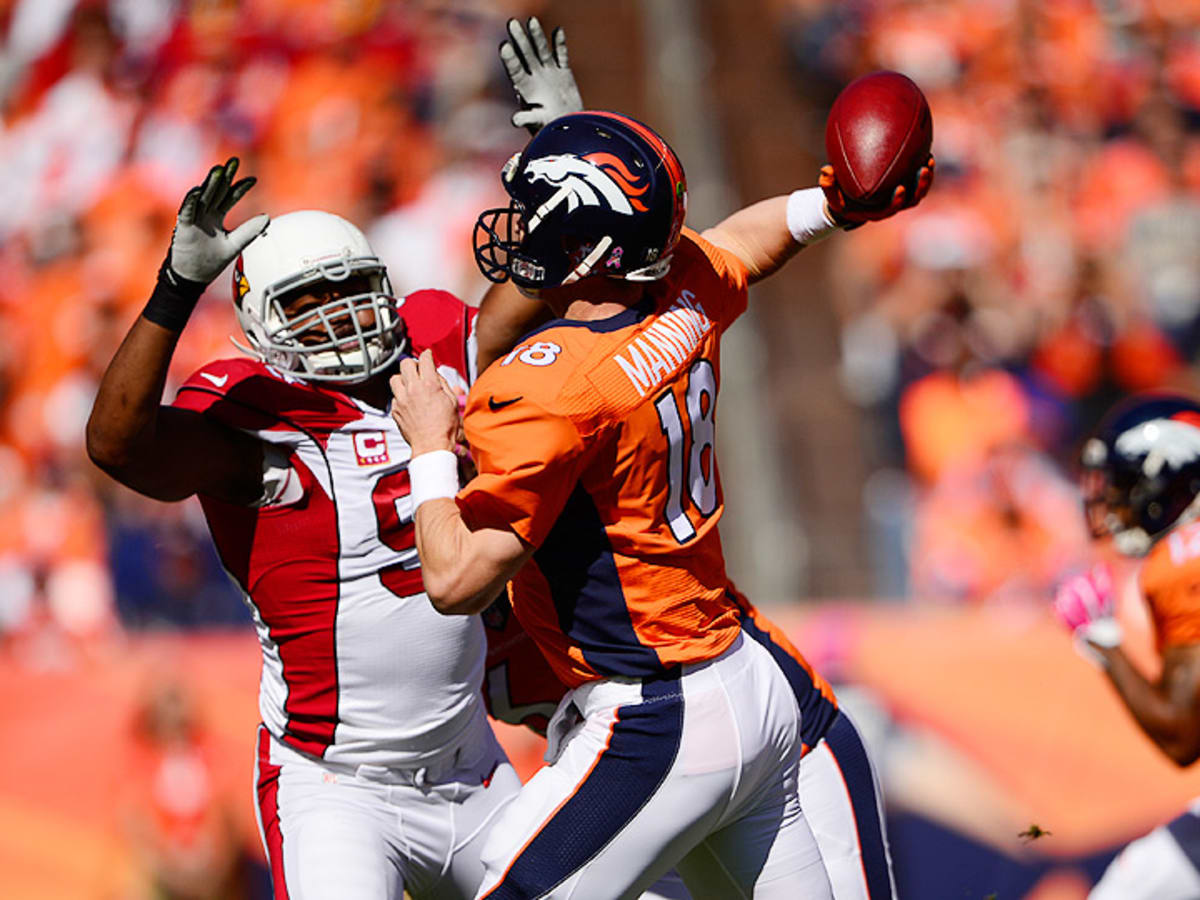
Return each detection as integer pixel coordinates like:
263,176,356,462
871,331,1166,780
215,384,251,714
824,71,933,209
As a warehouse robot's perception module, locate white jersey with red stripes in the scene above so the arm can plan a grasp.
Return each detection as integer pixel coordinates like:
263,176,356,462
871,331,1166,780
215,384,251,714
173,289,480,769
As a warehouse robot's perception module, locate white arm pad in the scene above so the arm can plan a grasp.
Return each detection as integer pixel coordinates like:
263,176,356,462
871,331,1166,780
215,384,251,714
786,187,839,246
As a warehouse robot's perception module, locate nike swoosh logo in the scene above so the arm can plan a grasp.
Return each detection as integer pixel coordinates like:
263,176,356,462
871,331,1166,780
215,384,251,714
488,395,522,412
200,372,229,388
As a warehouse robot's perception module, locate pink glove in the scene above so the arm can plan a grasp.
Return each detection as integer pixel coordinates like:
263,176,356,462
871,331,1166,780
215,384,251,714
1053,562,1123,666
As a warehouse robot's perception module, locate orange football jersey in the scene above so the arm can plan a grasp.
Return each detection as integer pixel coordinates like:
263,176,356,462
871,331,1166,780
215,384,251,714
1141,519,1200,651
458,227,751,688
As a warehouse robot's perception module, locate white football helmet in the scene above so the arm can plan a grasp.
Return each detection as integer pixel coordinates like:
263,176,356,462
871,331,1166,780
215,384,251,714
233,210,405,382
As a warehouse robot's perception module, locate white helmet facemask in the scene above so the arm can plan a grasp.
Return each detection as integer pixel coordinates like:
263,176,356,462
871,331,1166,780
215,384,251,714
234,210,406,383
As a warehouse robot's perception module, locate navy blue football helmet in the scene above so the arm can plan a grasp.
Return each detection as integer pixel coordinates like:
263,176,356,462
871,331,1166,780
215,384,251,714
1081,393,1200,556
474,110,688,290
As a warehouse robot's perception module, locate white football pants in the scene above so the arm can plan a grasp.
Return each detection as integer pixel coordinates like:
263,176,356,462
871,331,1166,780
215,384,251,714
640,705,895,900
253,722,521,900
1091,803,1200,900
473,633,834,899
797,709,896,898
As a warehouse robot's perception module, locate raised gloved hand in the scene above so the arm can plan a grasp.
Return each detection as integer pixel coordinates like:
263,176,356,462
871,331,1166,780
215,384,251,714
144,157,268,333
1053,561,1123,667
169,157,269,284
819,155,935,229
500,17,584,134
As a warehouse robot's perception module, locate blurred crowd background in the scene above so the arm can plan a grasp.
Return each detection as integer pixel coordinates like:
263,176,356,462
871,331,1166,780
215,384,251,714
3,0,1200,897
0,0,531,653
786,0,1200,605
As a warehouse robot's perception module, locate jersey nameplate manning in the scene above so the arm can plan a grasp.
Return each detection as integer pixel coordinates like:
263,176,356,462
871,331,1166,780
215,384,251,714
353,431,391,466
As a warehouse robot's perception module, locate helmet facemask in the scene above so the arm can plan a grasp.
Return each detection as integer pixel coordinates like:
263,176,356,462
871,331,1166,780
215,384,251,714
474,199,545,286
231,213,410,384
474,194,676,290
1081,450,1153,556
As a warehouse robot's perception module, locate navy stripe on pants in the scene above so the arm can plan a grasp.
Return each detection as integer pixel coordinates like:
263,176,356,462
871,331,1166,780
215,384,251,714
733,599,839,750
484,672,683,898
1167,809,1200,874
825,711,893,898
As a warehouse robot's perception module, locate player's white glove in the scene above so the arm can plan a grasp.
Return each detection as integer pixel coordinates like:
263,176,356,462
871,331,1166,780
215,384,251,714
144,157,268,333
1053,562,1123,667
169,157,269,284
500,17,583,134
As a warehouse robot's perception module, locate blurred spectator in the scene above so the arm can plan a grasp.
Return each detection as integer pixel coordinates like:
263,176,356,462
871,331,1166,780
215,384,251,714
897,292,1030,486
910,443,1090,604
120,677,261,900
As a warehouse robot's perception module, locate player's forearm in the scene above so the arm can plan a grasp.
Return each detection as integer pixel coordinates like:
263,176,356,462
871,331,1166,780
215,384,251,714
88,314,265,504
86,315,181,473
414,498,532,615
1102,647,1200,765
700,190,838,284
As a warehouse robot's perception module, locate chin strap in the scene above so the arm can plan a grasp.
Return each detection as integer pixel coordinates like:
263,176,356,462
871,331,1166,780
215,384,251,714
561,237,612,285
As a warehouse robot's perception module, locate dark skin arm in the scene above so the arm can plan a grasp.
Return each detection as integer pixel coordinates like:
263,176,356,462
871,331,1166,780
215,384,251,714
86,314,264,505
1094,642,1200,766
88,157,269,506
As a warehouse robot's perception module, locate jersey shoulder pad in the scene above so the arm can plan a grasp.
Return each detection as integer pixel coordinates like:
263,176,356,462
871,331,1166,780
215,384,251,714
1142,525,1200,649
402,289,476,381
178,358,269,398
477,320,659,437
658,228,750,329
676,226,749,286
471,332,574,407
1145,523,1200,589
174,358,363,436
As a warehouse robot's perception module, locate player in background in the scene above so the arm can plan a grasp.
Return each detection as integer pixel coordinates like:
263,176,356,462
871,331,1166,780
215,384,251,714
391,77,931,898
1055,394,1200,899
84,155,537,897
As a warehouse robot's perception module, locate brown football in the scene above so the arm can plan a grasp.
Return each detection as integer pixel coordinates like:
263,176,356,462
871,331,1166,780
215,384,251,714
825,71,932,209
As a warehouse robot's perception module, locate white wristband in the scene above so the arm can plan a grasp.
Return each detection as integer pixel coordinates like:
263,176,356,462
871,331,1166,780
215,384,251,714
787,187,838,246
1082,617,1123,649
1075,618,1123,670
409,450,460,511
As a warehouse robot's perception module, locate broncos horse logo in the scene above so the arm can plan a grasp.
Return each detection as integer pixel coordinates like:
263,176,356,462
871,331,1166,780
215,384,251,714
1116,416,1200,471
523,152,650,232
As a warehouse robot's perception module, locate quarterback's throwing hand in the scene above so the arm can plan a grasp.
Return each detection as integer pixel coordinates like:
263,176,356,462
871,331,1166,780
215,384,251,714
390,349,462,457
500,17,583,134
820,155,935,228
1053,562,1123,666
